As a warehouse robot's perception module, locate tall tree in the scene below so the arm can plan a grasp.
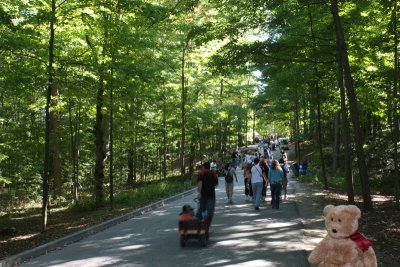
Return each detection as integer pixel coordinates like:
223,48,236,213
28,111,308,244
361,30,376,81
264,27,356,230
180,35,189,178
307,3,328,189
87,11,110,208
391,0,400,208
337,52,355,204
42,0,57,231
330,0,373,211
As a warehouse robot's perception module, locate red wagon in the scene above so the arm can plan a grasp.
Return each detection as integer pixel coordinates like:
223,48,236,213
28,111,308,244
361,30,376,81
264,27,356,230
179,218,210,248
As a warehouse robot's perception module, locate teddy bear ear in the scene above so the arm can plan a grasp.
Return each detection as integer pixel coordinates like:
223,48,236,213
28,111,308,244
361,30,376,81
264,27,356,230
323,205,334,217
346,205,361,219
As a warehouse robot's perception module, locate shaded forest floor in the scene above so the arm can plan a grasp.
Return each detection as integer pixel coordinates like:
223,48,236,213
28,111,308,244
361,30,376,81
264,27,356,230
0,205,139,260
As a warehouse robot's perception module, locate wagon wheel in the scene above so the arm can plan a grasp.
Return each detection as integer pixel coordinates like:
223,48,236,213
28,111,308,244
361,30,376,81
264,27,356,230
200,234,206,247
180,235,186,248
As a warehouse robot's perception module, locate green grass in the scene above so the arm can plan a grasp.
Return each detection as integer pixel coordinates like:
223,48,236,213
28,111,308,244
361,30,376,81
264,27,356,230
71,177,193,212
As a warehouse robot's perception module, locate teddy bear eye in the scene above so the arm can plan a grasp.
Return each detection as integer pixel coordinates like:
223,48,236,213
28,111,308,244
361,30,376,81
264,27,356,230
338,219,341,222
331,217,333,221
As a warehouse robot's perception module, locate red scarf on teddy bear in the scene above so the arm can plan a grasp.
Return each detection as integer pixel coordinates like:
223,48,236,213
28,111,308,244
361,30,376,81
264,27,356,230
348,230,372,252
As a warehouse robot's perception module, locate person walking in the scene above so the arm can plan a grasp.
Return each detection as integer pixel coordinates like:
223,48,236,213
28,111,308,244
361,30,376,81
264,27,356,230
243,163,253,202
231,151,238,168
260,158,269,202
268,160,284,209
225,162,238,204
280,149,288,164
251,158,267,210
197,162,219,232
279,157,288,200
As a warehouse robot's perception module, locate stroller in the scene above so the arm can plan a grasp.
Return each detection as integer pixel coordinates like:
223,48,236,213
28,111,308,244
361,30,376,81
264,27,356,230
178,198,210,247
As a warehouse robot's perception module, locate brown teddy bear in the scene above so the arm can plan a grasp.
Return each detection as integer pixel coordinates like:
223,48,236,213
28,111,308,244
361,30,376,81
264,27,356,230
308,204,377,267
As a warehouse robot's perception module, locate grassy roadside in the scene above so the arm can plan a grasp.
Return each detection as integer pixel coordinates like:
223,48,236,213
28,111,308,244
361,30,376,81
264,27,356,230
0,177,193,260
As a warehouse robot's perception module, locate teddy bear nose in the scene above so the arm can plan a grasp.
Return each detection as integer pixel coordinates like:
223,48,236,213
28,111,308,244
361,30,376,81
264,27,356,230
332,229,337,233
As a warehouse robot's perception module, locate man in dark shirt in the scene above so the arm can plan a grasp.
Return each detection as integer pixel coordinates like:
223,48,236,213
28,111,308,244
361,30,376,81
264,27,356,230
231,151,238,167
197,162,218,233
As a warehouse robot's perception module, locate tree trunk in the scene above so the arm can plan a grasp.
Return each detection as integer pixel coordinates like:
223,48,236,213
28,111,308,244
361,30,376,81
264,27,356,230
158,144,162,180
180,45,187,179
392,0,400,209
303,103,309,139
133,125,138,184
189,142,195,173
330,0,373,211
127,149,134,186
109,76,114,210
219,79,224,152
162,84,167,180
245,90,249,147
94,73,106,208
338,52,354,204
93,14,111,209
50,83,62,198
315,76,328,189
68,103,74,194
75,107,80,200
68,102,79,201
197,123,203,165
238,116,243,147
294,87,301,164
252,112,256,143
308,5,327,189
332,111,340,169
42,0,56,232
366,111,372,142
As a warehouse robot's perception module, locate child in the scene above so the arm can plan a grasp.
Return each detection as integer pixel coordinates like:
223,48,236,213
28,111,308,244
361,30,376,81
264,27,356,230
179,205,196,222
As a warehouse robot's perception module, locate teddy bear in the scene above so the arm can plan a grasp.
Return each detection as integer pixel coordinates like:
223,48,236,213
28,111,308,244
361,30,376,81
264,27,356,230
308,204,377,267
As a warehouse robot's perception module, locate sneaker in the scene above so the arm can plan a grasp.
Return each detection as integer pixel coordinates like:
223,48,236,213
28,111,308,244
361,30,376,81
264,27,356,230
255,207,260,210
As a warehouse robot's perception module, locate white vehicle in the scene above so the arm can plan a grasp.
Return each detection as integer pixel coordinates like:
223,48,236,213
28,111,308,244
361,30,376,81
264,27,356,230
244,155,256,165
279,137,289,150
210,161,217,171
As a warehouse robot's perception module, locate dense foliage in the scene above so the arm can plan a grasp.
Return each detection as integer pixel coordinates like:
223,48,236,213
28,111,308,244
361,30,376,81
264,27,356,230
0,0,399,229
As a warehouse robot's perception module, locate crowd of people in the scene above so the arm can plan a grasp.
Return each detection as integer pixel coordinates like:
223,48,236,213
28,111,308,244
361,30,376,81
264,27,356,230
179,147,290,239
241,149,289,210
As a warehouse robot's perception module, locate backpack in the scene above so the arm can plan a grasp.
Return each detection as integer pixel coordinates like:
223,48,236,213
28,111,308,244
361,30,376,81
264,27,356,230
225,168,233,183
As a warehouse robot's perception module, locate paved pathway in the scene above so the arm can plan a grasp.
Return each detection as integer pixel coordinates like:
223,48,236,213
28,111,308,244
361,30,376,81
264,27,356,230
11,164,326,267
